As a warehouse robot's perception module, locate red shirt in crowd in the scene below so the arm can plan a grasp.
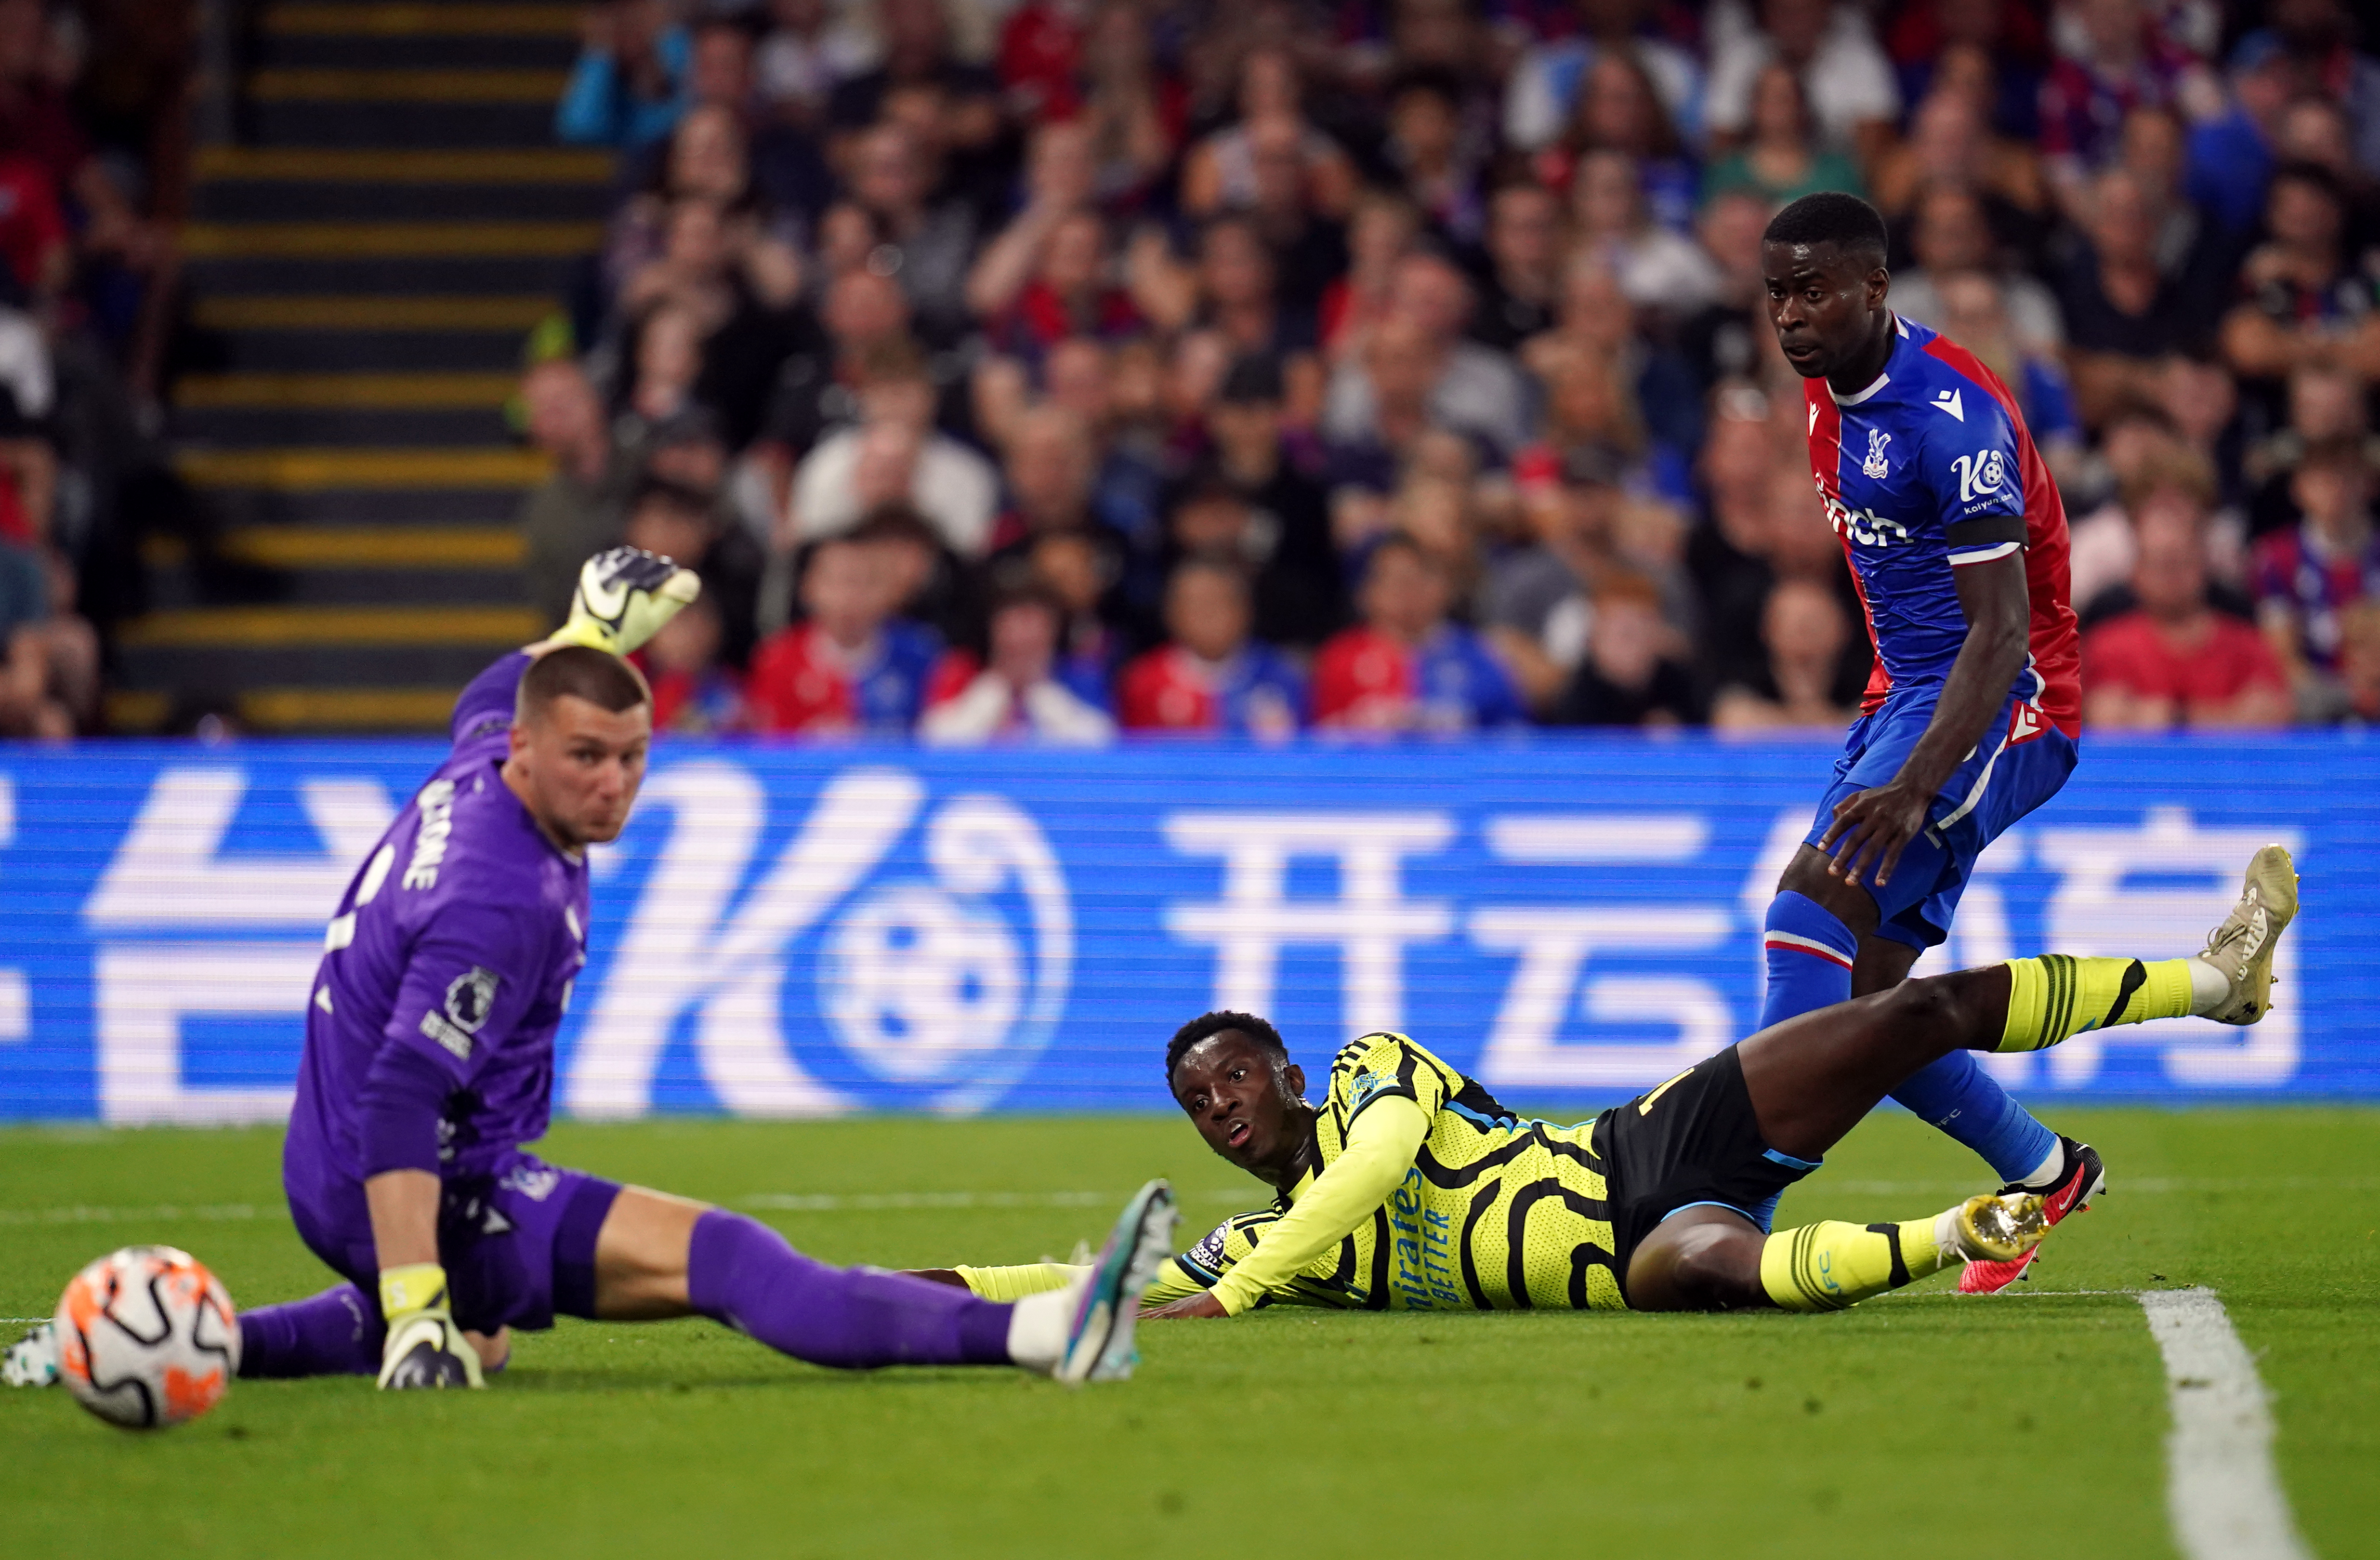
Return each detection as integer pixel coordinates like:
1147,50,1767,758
2082,611,2288,715
0,156,64,296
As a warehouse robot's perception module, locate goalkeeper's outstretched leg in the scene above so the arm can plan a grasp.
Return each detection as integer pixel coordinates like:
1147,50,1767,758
1626,845,2296,1312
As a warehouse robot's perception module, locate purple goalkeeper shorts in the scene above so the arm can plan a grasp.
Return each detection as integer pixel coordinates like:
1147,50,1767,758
288,1152,623,1334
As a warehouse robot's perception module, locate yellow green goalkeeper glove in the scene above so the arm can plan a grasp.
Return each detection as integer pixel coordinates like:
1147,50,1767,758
548,546,701,658
376,1263,483,1390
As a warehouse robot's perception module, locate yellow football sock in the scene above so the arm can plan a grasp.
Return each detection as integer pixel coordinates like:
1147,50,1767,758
1998,955,2195,1052
1760,1219,1946,1312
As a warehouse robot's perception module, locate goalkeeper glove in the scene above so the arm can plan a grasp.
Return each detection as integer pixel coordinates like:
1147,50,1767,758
548,546,701,658
376,1263,484,1391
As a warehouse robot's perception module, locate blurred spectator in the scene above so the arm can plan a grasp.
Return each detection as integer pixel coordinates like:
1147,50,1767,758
1023,524,1131,702
640,594,746,733
747,531,941,734
1549,572,1700,727
963,122,1098,331
1071,1,1181,211
2220,163,2380,389
1504,0,1705,156
1700,62,1863,209
1705,0,1900,168
1676,193,1773,393
1323,252,1528,460
1683,403,1780,693
789,339,998,556
0,535,93,737
2323,601,2380,726
1180,48,1356,222
1197,355,1340,644
1468,182,1562,353
1373,66,1487,247
1525,255,1704,478
2184,33,2302,236
1710,576,1859,732
2037,0,2213,220
2272,94,2380,257
1312,533,1526,733
2083,493,2290,729
1570,149,1721,317
754,0,872,131
1870,88,2046,225
989,404,1099,553
556,0,689,148
919,583,1115,745
2056,169,2222,423
843,122,977,333
1890,182,2064,354
1118,557,1303,738
1486,447,1623,708
2253,436,2380,694
519,359,634,628
1885,0,2052,144
2264,0,2380,177
1320,192,1420,359
2245,364,2380,540
1540,48,1697,234
825,0,1000,162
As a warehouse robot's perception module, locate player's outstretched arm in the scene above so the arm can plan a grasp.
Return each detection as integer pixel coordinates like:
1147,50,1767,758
1145,1094,1431,1320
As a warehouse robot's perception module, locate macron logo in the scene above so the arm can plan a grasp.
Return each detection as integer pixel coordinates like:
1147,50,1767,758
1931,388,1966,422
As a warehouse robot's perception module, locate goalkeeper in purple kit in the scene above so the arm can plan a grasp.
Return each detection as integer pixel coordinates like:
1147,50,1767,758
20,549,1173,1394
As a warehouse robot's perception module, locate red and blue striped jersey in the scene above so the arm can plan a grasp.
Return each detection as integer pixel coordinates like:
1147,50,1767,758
1802,313,2082,737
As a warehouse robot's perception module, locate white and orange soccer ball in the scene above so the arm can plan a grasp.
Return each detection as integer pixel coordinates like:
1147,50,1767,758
53,1246,239,1429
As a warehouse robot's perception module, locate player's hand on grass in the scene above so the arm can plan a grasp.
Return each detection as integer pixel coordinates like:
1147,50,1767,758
1818,780,1932,889
1142,1292,1227,1321
548,547,701,658
376,1264,485,1390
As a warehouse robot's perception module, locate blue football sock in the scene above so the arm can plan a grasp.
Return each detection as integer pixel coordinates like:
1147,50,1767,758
1759,890,1858,1030
1889,1050,2060,1186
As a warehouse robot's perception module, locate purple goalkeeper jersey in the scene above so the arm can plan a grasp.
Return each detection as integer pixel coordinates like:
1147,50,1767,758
284,653,591,1193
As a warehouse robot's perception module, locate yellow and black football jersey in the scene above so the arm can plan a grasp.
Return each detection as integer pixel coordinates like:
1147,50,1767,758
1145,1031,1630,1312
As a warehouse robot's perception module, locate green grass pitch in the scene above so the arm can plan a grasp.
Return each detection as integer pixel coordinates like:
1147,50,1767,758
5,1108,2375,1559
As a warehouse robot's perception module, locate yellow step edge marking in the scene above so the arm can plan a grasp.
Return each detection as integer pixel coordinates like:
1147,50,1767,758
193,295,557,330
144,526,525,568
193,146,613,183
262,4,580,38
118,605,544,648
176,372,518,409
182,221,601,258
104,689,171,731
240,687,471,730
248,67,570,103
175,447,550,489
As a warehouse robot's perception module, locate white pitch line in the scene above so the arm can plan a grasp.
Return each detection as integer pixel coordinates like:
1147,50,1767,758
2140,1288,2311,1560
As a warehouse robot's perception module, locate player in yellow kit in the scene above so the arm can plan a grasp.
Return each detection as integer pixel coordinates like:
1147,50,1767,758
920,847,2295,1317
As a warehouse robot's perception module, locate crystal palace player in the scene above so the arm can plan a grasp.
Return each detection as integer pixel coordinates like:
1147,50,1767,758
916,847,2293,1319
5,550,1175,1395
1754,193,2091,1292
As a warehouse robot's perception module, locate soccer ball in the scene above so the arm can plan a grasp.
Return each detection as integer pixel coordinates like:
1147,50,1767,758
53,1246,240,1429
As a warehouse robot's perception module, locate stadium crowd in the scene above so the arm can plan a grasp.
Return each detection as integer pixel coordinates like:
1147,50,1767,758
521,0,2380,741
0,0,177,737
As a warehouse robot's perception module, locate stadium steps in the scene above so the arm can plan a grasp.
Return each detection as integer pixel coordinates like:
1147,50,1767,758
123,0,608,731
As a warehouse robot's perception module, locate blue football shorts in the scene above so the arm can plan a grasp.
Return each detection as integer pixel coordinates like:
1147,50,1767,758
1801,682,2078,950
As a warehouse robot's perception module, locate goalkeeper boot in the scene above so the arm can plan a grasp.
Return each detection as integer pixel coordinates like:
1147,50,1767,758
2197,845,2299,1026
1053,1179,1178,1387
1959,1136,2104,1294
550,546,701,658
2,1321,57,1387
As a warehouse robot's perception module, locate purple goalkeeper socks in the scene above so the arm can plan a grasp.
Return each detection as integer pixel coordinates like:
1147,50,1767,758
237,1283,382,1378
686,1209,1013,1370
